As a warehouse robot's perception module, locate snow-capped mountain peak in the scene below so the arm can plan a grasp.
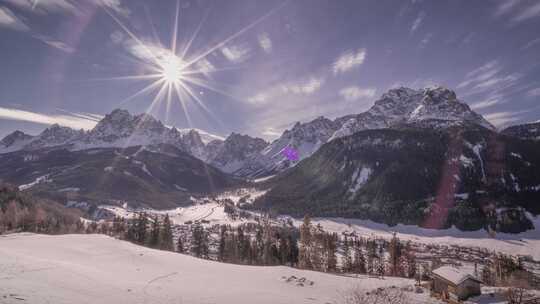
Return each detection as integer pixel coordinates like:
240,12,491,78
235,86,497,177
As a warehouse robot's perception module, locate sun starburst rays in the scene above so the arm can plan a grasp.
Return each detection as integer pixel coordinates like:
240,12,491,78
100,0,288,129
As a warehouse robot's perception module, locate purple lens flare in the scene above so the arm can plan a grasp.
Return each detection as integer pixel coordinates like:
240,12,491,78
282,146,299,161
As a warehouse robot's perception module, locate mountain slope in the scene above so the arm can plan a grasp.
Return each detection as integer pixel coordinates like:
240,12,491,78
209,133,268,173
0,144,242,209
502,121,540,141
253,126,540,232
234,86,495,177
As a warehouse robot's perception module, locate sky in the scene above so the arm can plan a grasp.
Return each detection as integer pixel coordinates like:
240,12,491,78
0,0,539,140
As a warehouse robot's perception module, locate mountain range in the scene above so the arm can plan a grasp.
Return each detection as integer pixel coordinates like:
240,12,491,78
1,86,539,231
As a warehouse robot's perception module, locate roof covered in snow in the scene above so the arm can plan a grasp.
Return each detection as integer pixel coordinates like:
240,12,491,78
432,266,481,285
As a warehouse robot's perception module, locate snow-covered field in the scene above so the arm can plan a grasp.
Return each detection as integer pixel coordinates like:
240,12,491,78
0,233,423,304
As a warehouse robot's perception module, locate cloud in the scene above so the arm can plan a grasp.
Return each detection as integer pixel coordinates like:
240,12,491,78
494,0,521,17
410,11,425,33
0,7,30,31
528,88,540,97
221,43,251,63
33,34,75,53
258,33,272,53
261,127,282,138
457,60,522,98
4,0,129,16
470,95,504,110
521,37,540,50
420,33,432,48
281,77,324,95
339,86,376,101
333,48,367,74
247,92,270,104
247,76,325,105
511,2,540,23
98,0,130,17
110,30,124,44
493,0,540,24
484,111,523,128
457,60,500,88
3,0,77,14
0,106,100,130
195,58,215,74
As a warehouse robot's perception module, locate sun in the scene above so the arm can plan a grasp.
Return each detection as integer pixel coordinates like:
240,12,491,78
159,54,184,85
99,0,287,128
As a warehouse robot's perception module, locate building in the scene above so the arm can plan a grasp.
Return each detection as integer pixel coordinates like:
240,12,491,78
430,266,481,303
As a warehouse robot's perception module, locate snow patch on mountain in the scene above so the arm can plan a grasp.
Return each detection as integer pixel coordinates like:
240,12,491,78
349,166,372,193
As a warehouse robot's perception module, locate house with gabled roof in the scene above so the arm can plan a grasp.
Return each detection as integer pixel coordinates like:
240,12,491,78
430,266,482,303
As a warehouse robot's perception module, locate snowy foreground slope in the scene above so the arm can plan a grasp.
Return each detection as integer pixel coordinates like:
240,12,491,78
0,233,423,304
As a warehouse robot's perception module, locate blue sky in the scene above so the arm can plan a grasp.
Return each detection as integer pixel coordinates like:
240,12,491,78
0,0,539,140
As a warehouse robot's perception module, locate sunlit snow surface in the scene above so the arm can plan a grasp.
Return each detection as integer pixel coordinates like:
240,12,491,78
0,233,424,304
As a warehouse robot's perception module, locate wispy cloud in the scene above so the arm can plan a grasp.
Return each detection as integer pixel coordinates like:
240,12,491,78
493,0,540,24
339,86,376,101
261,127,282,138
457,60,521,94
333,48,367,74
4,0,77,15
419,33,432,48
258,33,272,53
484,111,523,128
521,37,540,50
33,34,75,53
247,76,325,105
110,30,124,44
4,0,130,16
221,43,251,63
410,11,425,33
494,0,521,17
0,7,30,31
528,88,540,97
281,77,324,95
470,94,504,110
99,0,130,17
0,107,100,130
511,1,540,23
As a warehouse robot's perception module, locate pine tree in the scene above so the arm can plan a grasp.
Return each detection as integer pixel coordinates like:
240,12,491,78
299,215,313,269
287,234,299,267
325,233,338,273
177,235,184,253
160,214,174,251
218,225,227,261
352,241,367,274
342,236,353,272
191,223,208,258
149,216,160,248
388,233,401,276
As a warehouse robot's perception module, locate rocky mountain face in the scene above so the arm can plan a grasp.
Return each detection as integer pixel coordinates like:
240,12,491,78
0,144,242,209
0,109,225,162
208,133,268,174
252,126,540,233
502,122,540,141
0,130,34,153
232,86,496,177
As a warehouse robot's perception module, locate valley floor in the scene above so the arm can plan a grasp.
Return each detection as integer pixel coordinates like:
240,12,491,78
102,202,540,261
0,233,428,304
